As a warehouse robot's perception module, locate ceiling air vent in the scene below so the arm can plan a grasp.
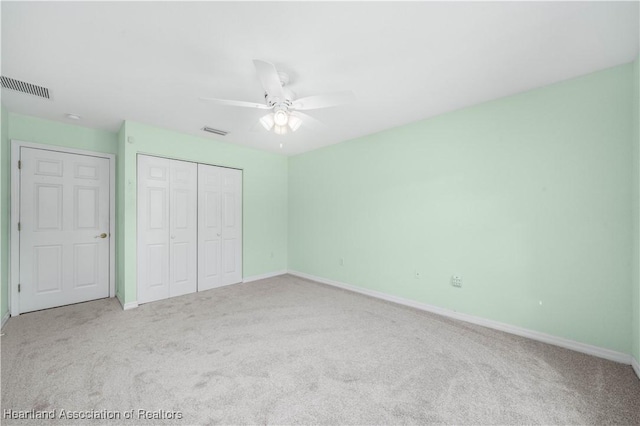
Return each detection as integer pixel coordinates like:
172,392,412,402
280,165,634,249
1,76,50,99
202,126,229,136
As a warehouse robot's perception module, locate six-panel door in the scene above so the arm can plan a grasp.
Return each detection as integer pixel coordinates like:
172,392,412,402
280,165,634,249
198,164,242,290
137,156,198,303
19,147,110,313
220,166,242,286
169,159,198,298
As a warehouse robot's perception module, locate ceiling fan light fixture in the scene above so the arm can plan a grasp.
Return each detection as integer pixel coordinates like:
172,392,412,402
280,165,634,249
260,113,275,131
274,109,288,126
274,124,288,135
288,115,302,132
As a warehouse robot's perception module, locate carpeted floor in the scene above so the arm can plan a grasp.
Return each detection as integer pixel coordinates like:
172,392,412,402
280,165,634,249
1,274,639,425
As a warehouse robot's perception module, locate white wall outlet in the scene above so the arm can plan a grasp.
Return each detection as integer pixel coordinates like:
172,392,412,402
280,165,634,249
339,258,344,266
414,271,420,279
451,275,462,288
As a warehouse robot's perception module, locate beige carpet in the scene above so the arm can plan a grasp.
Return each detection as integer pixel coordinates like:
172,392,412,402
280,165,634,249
1,274,639,425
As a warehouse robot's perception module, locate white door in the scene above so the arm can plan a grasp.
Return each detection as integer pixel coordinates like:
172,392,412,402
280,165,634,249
137,155,197,303
198,164,242,290
169,159,198,297
19,147,110,313
197,164,222,291
137,155,170,303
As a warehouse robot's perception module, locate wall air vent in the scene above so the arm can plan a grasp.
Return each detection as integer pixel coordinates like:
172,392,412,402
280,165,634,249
1,76,50,99
202,126,229,136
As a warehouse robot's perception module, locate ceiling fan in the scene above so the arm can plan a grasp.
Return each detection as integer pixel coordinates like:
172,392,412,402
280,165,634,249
200,60,356,135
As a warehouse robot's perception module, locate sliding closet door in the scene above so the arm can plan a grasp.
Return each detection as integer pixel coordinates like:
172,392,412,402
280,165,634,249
138,155,171,303
138,155,197,303
198,164,242,290
220,167,242,286
169,160,198,297
198,164,222,291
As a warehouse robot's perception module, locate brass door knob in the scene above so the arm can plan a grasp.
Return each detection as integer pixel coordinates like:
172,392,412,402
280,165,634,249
97,233,108,239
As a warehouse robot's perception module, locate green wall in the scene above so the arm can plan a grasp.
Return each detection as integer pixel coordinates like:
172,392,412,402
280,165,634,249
289,64,634,354
118,121,288,305
7,113,119,156
633,57,640,363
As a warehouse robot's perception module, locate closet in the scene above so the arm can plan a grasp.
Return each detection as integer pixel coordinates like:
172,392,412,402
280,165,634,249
137,155,242,304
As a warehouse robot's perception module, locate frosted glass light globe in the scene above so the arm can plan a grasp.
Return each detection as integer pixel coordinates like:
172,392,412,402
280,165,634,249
274,110,288,126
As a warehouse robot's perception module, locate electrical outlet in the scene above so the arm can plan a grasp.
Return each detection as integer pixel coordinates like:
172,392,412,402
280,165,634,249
339,258,344,266
414,271,420,279
451,275,462,288
270,251,274,259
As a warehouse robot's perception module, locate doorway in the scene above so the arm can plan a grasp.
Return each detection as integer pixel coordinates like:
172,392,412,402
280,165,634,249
10,141,116,315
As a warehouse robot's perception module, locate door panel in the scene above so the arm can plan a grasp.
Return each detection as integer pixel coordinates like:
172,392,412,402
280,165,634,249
137,155,171,303
168,160,197,297
73,242,99,287
75,186,99,229
198,164,222,291
223,238,236,273
34,245,62,293
198,164,242,290
20,147,110,313
138,155,197,302
220,167,242,286
35,184,63,230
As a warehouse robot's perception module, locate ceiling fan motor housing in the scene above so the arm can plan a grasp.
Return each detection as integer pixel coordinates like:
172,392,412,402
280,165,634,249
265,90,294,109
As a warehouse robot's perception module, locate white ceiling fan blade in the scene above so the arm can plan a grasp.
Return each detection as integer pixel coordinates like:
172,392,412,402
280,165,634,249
253,59,285,101
290,111,326,132
199,97,270,109
292,91,356,111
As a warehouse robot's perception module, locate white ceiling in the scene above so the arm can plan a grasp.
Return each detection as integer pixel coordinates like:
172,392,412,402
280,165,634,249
2,2,638,156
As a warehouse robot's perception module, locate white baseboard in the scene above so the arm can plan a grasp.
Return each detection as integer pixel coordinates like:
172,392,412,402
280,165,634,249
288,270,632,365
200,281,244,291
1,311,9,329
115,271,287,310
632,356,640,380
117,294,138,310
243,270,287,283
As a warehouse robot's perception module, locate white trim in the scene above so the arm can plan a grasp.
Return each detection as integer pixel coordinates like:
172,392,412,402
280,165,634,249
632,356,640,380
199,281,243,291
108,153,116,302
288,270,632,365
116,294,138,310
1,311,9,329
10,140,117,316
242,270,287,283
123,302,138,310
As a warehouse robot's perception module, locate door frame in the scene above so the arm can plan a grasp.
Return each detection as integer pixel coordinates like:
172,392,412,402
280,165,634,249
10,140,116,316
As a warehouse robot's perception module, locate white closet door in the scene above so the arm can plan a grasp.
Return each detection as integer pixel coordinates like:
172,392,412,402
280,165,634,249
198,164,222,291
19,147,110,313
137,155,171,303
138,155,198,303
169,159,198,297
198,164,242,290
220,167,242,286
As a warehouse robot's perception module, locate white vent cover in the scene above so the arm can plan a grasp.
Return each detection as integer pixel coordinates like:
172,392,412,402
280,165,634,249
1,76,50,99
